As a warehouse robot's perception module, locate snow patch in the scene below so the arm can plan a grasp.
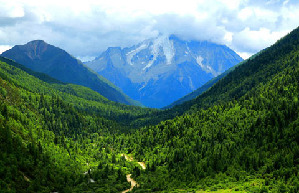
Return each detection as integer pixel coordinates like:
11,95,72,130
179,77,183,83
139,82,148,91
94,57,104,61
186,45,191,52
196,56,219,77
143,60,155,70
143,35,175,70
126,44,148,65
188,76,195,90
196,56,205,68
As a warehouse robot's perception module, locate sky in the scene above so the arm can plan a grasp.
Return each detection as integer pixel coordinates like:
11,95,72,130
0,0,298,61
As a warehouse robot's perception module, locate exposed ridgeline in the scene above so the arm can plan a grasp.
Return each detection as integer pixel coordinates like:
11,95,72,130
117,27,299,192
1,40,139,106
86,35,242,108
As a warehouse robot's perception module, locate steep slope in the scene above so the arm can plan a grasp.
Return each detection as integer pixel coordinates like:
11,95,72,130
117,27,299,192
164,63,239,109
2,26,299,193
0,57,159,129
0,56,63,84
0,59,134,192
164,29,299,116
86,35,243,108
1,40,138,106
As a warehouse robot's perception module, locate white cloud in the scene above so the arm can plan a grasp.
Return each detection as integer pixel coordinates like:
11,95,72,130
232,27,289,53
236,52,252,60
219,0,243,10
0,1,24,18
238,7,253,21
0,0,298,59
223,32,233,43
283,0,290,6
78,56,96,63
0,45,12,54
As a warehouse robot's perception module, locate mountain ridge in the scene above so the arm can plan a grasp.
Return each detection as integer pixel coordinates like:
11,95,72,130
120,26,299,192
86,35,243,108
1,40,139,106
1,26,299,193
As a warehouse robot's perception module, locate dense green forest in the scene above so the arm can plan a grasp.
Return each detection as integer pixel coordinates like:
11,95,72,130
122,27,299,192
0,56,164,129
0,56,159,192
1,27,299,192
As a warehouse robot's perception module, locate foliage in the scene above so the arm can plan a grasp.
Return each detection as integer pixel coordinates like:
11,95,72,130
1,26,299,192
118,27,299,192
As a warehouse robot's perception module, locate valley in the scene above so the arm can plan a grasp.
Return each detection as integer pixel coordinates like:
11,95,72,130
0,14,299,193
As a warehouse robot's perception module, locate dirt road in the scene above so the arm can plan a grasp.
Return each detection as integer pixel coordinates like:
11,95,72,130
122,174,139,193
121,154,146,193
137,162,146,170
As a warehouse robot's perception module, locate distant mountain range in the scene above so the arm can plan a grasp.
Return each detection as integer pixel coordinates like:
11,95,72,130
1,40,139,106
85,35,243,108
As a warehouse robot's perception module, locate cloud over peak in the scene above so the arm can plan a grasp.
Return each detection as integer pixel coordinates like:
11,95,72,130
0,0,298,60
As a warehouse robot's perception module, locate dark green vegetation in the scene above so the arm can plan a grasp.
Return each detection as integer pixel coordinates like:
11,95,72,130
0,56,160,192
1,40,139,106
1,26,299,193
122,27,299,192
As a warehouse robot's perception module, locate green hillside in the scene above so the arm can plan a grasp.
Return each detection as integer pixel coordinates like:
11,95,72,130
162,27,299,119
1,40,140,106
1,27,299,192
0,56,161,192
116,27,299,192
0,56,160,128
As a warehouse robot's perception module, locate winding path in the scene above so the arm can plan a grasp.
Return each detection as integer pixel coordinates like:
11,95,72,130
137,161,146,170
122,174,138,193
121,154,146,193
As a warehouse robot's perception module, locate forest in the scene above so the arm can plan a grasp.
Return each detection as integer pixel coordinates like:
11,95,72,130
1,28,299,192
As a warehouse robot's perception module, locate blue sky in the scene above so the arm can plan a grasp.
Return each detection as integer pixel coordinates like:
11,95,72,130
0,0,298,60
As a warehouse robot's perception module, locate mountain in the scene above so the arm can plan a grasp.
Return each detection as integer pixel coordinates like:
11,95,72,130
1,40,139,106
85,35,243,108
0,56,159,128
0,56,147,192
120,27,299,192
2,27,299,193
165,59,244,109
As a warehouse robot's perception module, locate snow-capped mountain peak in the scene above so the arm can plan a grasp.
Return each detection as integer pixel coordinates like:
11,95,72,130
85,35,243,108
150,35,175,65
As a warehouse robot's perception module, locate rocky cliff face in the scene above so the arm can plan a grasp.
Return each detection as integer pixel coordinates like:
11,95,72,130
86,35,243,108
